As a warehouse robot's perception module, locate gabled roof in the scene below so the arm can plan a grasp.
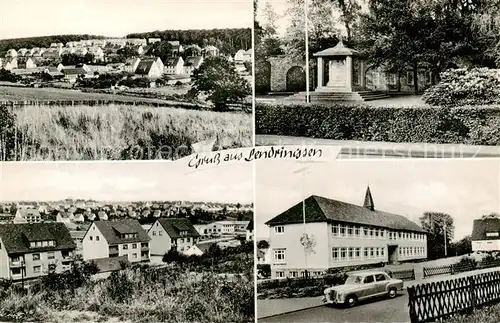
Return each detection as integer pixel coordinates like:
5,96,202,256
185,56,203,67
93,219,150,245
194,241,215,253
135,58,159,75
0,223,76,254
313,40,361,57
157,218,200,239
472,218,500,241
265,195,425,233
16,208,40,218
165,57,183,66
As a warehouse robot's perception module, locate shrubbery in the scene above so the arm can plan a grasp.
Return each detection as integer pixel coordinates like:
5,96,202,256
423,68,500,106
255,103,500,146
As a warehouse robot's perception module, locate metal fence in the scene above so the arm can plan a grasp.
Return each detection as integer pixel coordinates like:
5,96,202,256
423,258,500,279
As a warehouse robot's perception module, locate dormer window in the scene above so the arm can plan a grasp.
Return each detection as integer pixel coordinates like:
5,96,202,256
30,240,55,248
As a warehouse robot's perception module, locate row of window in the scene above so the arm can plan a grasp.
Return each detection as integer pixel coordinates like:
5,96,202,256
29,240,55,248
331,224,425,241
277,270,324,278
332,247,385,261
399,246,426,257
151,231,194,243
11,252,56,263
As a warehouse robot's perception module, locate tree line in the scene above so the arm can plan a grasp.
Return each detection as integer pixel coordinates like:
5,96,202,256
0,34,105,55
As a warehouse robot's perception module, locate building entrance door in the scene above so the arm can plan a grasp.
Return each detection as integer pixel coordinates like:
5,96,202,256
388,245,398,264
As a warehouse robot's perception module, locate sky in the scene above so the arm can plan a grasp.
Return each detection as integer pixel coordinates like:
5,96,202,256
0,159,252,204
255,158,500,242
255,0,290,36
0,0,252,40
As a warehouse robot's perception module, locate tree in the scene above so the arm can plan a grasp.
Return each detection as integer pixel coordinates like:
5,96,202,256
117,45,139,59
147,40,173,62
257,240,270,249
162,248,186,264
0,105,16,161
420,212,454,259
450,235,472,256
190,56,251,111
328,0,362,42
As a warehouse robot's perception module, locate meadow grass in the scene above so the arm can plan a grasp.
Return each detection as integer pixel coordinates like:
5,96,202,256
9,104,251,160
0,265,254,323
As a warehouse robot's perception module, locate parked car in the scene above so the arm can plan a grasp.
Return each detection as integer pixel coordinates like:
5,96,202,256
323,271,404,307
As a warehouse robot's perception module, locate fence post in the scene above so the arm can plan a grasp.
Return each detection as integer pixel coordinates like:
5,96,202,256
408,286,418,323
469,276,476,311
451,264,454,275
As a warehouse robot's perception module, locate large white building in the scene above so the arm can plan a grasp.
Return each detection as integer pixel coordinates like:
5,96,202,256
266,187,428,279
148,218,200,255
471,215,500,252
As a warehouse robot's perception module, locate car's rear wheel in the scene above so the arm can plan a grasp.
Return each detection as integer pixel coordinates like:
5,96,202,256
346,295,357,307
388,287,397,298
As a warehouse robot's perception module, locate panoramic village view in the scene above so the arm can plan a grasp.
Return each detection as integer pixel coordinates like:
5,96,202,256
0,0,253,161
255,158,500,323
0,161,254,322
254,0,500,158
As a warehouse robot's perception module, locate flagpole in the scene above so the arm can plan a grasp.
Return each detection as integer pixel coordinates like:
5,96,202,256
304,0,310,103
302,169,308,278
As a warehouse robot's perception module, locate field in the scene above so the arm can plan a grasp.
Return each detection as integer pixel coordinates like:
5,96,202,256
0,264,254,323
2,104,252,161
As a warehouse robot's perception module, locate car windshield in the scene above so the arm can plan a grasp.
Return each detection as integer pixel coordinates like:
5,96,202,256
345,275,362,284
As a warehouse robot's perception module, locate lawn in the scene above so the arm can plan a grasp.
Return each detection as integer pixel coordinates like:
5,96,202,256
3,103,252,161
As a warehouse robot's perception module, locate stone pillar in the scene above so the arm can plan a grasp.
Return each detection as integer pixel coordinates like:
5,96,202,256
360,60,365,88
317,57,323,89
346,56,353,92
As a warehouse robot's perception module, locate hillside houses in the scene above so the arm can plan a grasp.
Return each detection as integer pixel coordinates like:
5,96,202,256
0,222,76,281
148,218,200,255
14,208,42,224
164,57,185,75
82,219,150,263
135,57,164,79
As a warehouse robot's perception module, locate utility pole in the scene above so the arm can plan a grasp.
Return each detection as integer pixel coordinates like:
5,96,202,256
444,220,447,257
304,0,310,103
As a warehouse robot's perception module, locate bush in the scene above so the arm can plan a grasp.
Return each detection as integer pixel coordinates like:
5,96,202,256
454,256,477,273
257,264,271,279
423,68,500,106
255,103,500,146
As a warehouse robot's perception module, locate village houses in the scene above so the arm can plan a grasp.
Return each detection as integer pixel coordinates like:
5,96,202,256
266,187,428,279
0,223,76,281
14,208,42,224
164,56,185,75
135,57,164,79
471,214,500,252
148,218,200,255
82,219,151,263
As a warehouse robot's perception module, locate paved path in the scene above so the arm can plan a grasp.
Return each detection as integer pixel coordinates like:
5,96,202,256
255,135,500,158
257,266,500,319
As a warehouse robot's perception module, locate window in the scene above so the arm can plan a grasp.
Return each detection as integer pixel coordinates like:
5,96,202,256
340,225,346,237
369,228,374,238
375,273,387,281
276,271,285,278
355,227,360,237
381,248,385,257
48,252,55,260
123,244,129,250
11,268,21,275
332,225,339,236
364,275,374,284
347,226,353,236
376,248,380,257
159,231,163,236
274,226,284,234
290,271,298,278
96,236,100,241
180,238,184,243
486,232,499,237
380,230,385,238
132,253,137,259
273,249,286,264
332,248,339,261
153,231,156,236
355,247,361,259
89,236,93,241
364,248,369,258
364,228,368,237
42,241,48,247
33,265,41,273
340,247,347,260
375,229,379,238
32,253,40,261
370,248,374,258
348,247,354,259
132,243,137,249
186,237,190,243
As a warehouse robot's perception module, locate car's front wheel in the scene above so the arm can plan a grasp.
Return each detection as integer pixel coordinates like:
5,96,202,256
388,287,397,299
346,295,357,307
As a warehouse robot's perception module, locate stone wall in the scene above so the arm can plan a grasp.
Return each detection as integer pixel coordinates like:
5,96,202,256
268,56,306,92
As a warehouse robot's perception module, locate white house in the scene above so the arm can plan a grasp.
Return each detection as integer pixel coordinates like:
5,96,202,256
82,219,151,263
472,215,500,252
184,56,204,75
14,208,41,224
5,49,17,58
266,186,428,279
148,218,200,255
234,49,246,62
203,45,219,57
185,242,215,256
124,57,141,73
164,57,185,75
1,58,17,71
135,57,164,79
148,38,161,44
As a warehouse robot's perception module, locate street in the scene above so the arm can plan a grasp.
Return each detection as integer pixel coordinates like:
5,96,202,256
259,292,410,323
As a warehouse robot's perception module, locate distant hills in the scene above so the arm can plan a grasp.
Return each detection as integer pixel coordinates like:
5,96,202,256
0,34,106,54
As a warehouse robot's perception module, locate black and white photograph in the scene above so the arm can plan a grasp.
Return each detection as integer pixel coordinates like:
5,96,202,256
0,0,253,161
254,0,500,158
0,159,254,322
255,157,500,322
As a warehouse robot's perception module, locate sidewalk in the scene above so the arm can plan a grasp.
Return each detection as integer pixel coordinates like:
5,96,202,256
257,266,500,319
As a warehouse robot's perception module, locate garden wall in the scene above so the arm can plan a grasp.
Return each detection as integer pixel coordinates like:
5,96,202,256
255,103,500,146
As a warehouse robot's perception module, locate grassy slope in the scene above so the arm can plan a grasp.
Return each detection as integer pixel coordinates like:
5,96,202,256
11,104,251,160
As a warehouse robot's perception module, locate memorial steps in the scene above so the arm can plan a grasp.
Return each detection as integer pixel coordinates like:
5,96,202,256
283,90,390,103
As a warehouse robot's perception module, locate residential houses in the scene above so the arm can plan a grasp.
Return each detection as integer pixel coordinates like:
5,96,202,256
266,187,428,279
203,45,219,57
164,57,185,75
471,215,500,252
82,219,150,263
167,41,183,55
148,218,200,255
185,241,215,256
193,220,250,237
17,57,37,69
124,57,141,73
234,49,252,63
148,38,161,44
184,56,203,75
0,223,76,281
14,208,42,224
135,57,164,79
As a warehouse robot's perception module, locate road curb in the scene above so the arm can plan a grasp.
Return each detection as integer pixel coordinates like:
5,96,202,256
258,303,325,321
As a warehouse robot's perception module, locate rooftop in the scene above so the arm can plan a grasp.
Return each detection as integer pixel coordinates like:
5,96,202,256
313,40,362,57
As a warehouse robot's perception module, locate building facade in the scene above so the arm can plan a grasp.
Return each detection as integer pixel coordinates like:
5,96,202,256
0,223,76,281
148,218,200,255
266,187,427,279
82,219,150,263
471,216,500,252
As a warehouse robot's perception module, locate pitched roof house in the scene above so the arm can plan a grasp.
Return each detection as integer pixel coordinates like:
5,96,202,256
0,223,76,280
203,45,219,57
82,219,151,263
184,56,204,75
5,49,17,58
266,186,428,279
164,56,185,75
17,57,37,69
471,215,500,252
148,218,200,255
14,208,41,224
135,57,164,79
185,241,216,256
